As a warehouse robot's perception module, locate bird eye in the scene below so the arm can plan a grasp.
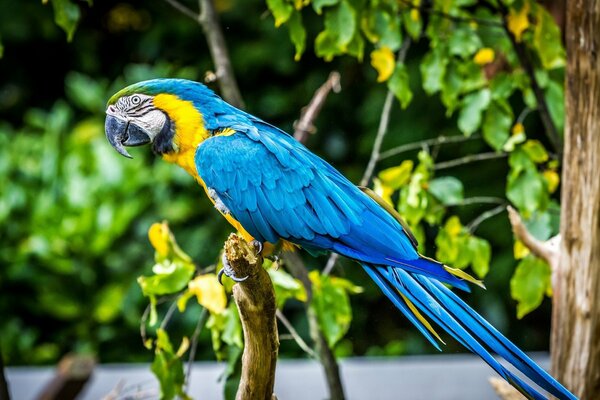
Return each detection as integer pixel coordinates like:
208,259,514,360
131,95,141,105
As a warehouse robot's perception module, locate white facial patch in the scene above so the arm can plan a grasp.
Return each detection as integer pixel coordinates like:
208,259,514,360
107,93,166,142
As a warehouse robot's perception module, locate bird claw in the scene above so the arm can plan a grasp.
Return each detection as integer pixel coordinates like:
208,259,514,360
218,252,249,285
251,240,263,255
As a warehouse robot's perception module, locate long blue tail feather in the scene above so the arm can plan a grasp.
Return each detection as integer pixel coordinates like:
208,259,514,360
361,262,577,400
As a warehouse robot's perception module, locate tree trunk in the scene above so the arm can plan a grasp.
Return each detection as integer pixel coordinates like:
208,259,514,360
551,1,600,398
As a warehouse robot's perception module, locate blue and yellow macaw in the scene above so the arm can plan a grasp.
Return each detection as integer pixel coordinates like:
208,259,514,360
105,79,575,400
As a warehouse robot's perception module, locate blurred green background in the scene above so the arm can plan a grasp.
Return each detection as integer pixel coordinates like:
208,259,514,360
0,0,554,366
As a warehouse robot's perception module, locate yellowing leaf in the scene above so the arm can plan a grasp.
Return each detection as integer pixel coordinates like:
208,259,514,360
543,170,560,193
410,9,420,22
473,48,495,65
512,122,525,135
373,178,394,206
189,274,227,314
148,222,169,257
370,47,395,82
378,160,414,190
513,239,530,259
446,216,463,237
506,2,530,42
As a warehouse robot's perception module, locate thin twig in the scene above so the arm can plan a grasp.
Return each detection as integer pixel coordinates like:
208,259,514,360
361,38,412,187
294,72,342,143
467,204,507,232
276,309,318,359
159,300,179,330
378,134,481,161
496,3,562,154
140,304,150,345
434,152,507,170
184,308,209,392
163,0,197,21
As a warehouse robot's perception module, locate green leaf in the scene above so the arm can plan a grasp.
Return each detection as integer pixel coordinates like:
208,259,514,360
510,255,551,318
545,80,565,132
0,38,3,59
458,89,491,136
65,72,106,112
268,268,307,308
448,26,482,58
420,47,448,95
533,5,566,69
93,284,125,323
507,168,547,215
325,1,356,48
151,329,189,400
361,9,402,50
287,11,306,60
428,176,464,205
378,160,413,190
402,7,422,40
309,271,358,347
522,140,548,163
312,0,339,14
266,0,294,27
50,0,81,42
387,63,413,109
469,237,491,278
482,100,513,150
138,261,195,297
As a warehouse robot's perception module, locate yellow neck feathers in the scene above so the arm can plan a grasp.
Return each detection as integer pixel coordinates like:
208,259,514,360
153,93,209,176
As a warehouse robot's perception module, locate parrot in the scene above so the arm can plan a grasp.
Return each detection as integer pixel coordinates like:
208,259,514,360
105,78,575,400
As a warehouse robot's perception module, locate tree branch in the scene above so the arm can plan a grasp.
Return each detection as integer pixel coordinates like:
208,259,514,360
224,234,278,400
184,308,209,393
434,151,507,170
164,0,245,108
294,72,341,143
378,134,481,161
467,203,507,233
497,3,562,154
507,206,560,281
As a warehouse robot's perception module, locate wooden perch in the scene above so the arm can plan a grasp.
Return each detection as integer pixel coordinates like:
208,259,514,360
224,234,279,400
489,377,526,400
35,354,95,400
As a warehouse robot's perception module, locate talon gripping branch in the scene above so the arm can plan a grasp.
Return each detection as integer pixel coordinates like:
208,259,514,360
105,79,576,400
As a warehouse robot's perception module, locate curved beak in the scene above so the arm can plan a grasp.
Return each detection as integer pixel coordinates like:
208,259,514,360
105,115,152,159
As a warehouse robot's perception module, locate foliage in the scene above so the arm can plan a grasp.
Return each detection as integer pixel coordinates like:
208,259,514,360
266,0,564,317
0,0,566,376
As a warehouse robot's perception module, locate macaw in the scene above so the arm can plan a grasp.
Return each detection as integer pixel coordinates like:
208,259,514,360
105,78,575,400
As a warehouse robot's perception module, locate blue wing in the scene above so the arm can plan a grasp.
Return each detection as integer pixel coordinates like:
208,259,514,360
194,124,464,288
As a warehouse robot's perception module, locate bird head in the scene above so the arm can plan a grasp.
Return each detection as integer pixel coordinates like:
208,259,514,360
105,78,218,158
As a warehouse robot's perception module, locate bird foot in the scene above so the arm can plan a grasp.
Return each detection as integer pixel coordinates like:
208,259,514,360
250,239,263,255
218,252,249,285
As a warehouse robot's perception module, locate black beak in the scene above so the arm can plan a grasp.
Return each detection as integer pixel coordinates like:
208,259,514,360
105,115,152,159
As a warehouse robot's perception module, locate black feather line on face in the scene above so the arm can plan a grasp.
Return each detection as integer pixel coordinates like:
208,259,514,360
152,113,175,155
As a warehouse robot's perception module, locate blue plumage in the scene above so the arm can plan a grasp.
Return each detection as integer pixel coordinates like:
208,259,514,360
139,79,574,399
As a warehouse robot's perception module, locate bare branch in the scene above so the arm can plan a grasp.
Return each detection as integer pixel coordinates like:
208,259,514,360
361,37,412,187
163,0,198,21
434,152,507,170
506,206,560,271
378,134,481,161
294,72,341,144
198,0,245,108
276,309,318,359
164,0,244,108
225,234,278,400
